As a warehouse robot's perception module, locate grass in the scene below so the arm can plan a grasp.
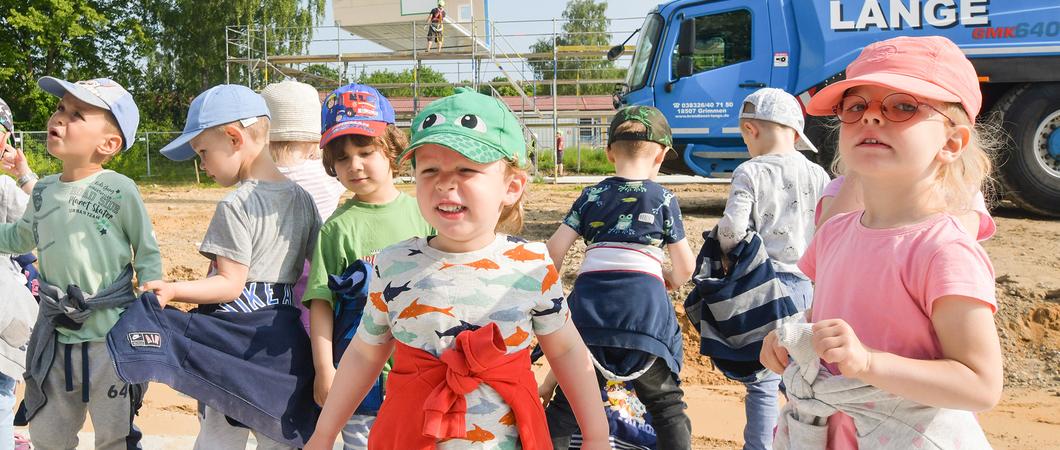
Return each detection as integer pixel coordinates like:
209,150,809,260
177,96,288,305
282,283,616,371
529,146,614,176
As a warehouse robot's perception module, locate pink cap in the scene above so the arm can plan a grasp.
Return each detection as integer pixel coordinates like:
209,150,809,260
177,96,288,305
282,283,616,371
806,36,981,122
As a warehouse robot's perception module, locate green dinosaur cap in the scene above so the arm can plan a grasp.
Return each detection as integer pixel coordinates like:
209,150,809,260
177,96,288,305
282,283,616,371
608,105,677,160
400,88,527,167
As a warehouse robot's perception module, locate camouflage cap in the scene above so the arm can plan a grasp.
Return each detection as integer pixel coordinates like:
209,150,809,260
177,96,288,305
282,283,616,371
401,87,527,167
0,97,12,133
607,105,677,160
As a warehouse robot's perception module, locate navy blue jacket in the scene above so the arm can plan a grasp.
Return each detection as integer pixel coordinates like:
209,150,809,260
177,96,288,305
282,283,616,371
684,227,800,381
106,293,317,448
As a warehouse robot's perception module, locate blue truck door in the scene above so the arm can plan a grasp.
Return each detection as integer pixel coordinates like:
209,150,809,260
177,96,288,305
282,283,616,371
655,2,773,148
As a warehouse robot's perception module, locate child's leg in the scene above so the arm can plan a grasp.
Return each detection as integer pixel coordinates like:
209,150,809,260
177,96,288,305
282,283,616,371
340,414,375,450
27,343,90,450
193,405,251,450
631,359,692,450
81,341,145,450
742,373,781,450
0,372,15,450
544,370,605,449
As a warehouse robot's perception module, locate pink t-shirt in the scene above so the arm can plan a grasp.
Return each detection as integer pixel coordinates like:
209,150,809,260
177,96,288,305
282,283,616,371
798,211,997,449
814,176,997,241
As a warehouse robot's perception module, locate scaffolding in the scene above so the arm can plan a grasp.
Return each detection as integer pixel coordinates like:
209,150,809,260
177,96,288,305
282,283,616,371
225,16,640,178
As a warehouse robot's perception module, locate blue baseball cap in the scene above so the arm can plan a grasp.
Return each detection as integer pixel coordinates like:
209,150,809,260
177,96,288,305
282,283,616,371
38,77,140,150
160,84,271,161
320,84,395,148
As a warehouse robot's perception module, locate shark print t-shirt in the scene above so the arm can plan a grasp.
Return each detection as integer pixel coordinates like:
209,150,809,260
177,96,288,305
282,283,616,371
562,177,685,248
357,234,568,449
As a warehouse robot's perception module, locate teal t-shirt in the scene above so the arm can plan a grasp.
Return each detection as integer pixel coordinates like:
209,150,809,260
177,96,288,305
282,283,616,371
0,170,163,343
303,192,433,307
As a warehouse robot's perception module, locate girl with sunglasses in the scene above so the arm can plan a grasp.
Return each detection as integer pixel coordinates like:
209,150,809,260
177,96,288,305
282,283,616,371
760,36,1003,448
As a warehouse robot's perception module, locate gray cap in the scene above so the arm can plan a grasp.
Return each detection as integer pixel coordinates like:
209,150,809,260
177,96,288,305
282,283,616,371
739,88,818,153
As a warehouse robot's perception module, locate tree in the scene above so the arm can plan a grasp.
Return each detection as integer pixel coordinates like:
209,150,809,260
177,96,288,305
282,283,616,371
527,0,624,96
357,66,455,98
0,0,144,129
298,64,343,90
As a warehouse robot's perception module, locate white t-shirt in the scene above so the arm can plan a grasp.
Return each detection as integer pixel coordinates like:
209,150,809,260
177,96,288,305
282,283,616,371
717,151,830,277
277,159,346,220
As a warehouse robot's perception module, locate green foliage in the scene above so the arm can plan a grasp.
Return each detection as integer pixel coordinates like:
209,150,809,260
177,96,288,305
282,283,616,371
528,0,625,96
299,64,343,90
357,66,455,97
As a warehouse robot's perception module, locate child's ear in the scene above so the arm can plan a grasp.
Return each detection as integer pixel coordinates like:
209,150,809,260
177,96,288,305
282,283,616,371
937,123,971,164
742,121,758,139
224,124,246,149
503,168,528,207
96,133,123,159
653,145,667,164
605,146,616,164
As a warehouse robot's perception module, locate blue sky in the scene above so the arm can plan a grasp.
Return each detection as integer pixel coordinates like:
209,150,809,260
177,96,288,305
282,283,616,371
308,0,660,82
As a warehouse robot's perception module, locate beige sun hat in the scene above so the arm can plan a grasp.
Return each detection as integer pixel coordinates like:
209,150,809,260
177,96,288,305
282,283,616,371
261,79,321,143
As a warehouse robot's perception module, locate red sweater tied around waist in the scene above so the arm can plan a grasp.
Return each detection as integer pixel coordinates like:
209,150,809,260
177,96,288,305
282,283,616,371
368,322,552,450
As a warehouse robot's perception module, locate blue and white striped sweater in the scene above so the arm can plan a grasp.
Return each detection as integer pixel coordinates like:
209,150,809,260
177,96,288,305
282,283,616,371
684,227,801,380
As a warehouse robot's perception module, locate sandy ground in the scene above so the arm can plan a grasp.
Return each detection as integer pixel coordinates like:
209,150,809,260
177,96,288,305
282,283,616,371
18,182,1059,449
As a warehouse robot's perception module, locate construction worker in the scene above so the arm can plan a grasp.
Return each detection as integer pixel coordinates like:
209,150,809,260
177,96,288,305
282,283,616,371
426,0,446,53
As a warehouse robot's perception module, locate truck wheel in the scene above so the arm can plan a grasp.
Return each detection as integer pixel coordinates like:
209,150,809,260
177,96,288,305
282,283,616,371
995,83,1060,217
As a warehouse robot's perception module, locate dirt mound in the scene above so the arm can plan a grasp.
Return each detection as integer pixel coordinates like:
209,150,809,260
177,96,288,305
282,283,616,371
994,275,1060,388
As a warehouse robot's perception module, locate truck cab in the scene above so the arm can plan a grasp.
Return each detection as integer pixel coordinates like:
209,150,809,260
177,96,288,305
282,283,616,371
615,0,1060,216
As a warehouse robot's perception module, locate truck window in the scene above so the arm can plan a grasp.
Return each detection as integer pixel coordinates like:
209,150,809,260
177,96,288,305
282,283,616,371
672,9,752,77
627,13,664,91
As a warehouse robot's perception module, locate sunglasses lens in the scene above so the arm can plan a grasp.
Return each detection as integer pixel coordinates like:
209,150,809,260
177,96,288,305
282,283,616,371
836,97,867,123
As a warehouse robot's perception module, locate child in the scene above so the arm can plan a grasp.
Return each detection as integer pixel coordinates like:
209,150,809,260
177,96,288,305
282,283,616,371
760,36,1002,448
717,88,829,450
303,83,433,449
0,77,162,450
304,88,609,450
544,105,696,450
148,84,321,450
0,96,35,450
262,79,346,332
261,79,345,220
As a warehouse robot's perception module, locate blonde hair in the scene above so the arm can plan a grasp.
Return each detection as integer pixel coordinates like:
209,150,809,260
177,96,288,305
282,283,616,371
608,121,665,158
936,104,999,212
321,124,409,177
269,141,321,161
496,162,528,235
208,116,271,145
830,104,999,213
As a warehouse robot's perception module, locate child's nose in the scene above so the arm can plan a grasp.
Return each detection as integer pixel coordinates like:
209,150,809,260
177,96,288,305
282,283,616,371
861,103,885,124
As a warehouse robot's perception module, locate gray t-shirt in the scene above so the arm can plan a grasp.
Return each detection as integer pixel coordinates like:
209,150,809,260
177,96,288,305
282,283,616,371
200,179,321,284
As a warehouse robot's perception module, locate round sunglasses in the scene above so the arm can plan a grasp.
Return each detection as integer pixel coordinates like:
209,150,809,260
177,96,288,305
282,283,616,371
832,93,954,124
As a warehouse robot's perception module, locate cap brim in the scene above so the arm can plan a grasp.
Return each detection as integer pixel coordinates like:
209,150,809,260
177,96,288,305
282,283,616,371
805,73,961,116
158,129,205,161
664,147,678,160
320,121,388,148
400,132,514,166
794,130,819,153
37,77,110,110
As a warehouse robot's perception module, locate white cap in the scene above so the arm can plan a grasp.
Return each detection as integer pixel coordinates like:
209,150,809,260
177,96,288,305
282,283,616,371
261,79,321,143
739,88,818,153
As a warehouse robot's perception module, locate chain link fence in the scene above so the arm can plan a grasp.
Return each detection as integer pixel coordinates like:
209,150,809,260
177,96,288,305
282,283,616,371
13,131,207,184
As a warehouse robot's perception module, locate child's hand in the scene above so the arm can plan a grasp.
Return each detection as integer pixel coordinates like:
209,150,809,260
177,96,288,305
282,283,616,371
141,280,174,308
759,330,789,374
314,366,336,407
1,143,31,178
812,319,872,378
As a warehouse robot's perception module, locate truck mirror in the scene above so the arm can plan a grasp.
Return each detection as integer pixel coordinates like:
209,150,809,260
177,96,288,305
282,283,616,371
677,56,694,78
607,44,625,61
678,18,695,57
